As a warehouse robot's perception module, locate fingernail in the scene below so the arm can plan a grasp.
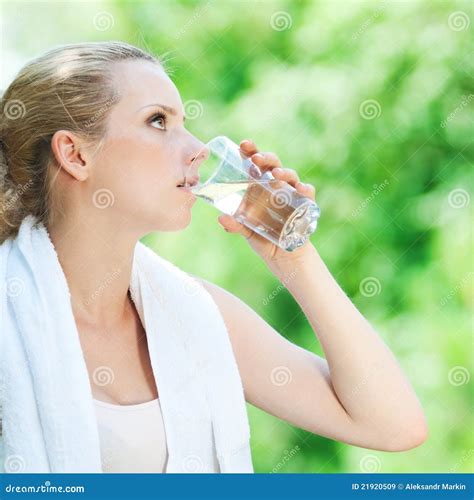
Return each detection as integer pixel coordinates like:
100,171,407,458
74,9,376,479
218,219,230,231
273,167,282,173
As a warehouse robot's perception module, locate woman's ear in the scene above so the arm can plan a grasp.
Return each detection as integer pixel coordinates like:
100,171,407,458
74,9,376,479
50,130,91,181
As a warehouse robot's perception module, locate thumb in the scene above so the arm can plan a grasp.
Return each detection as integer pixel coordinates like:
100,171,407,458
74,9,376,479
217,214,254,240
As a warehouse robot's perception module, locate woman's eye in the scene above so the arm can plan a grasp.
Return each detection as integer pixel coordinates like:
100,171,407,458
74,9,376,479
150,113,167,130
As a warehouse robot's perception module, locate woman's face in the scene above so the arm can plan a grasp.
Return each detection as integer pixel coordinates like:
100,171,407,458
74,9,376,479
86,59,208,234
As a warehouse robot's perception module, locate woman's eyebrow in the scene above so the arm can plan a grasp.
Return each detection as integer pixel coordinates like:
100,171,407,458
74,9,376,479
138,103,186,122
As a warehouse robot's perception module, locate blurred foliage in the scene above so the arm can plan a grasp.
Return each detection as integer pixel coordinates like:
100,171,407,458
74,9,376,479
3,0,473,473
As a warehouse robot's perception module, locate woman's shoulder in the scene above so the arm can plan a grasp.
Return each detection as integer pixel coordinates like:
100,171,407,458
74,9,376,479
187,274,259,336
188,274,229,304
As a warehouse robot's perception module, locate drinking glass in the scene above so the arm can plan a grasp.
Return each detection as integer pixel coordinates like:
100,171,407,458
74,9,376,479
189,136,321,252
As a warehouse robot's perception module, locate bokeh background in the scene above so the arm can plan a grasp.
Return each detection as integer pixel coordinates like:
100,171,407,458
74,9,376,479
2,0,472,473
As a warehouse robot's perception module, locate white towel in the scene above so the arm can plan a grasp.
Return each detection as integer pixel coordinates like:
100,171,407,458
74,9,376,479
0,215,253,473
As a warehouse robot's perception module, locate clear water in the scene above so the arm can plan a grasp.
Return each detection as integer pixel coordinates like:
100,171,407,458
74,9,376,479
191,179,320,251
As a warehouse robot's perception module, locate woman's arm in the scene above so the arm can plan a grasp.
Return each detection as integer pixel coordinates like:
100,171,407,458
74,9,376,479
196,138,427,451
193,246,428,451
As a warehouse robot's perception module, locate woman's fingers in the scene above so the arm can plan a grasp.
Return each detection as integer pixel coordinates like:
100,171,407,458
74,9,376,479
217,214,255,241
271,166,299,184
295,181,316,200
240,139,283,171
240,139,259,157
272,167,316,200
239,139,316,200
250,151,282,172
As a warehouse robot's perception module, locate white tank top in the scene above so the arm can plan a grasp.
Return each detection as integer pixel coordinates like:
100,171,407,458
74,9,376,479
93,397,168,473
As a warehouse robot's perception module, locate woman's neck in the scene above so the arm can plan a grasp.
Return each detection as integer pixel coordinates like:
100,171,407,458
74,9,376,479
47,215,140,328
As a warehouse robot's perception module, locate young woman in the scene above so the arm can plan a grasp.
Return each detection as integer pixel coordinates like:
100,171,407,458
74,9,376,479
0,41,427,473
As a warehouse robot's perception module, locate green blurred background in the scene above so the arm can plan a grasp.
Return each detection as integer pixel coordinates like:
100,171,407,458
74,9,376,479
2,0,472,473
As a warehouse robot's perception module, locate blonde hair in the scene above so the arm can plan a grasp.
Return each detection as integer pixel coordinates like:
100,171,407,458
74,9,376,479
0,41,163,243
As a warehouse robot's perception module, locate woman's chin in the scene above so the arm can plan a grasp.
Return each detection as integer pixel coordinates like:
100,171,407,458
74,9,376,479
151,210,193,232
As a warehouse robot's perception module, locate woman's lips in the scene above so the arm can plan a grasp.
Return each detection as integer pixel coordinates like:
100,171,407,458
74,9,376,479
176,175,200,187
177,185,196,196
176,175,199,198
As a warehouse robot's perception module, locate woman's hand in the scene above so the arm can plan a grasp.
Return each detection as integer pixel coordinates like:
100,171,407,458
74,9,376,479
217,139,318,269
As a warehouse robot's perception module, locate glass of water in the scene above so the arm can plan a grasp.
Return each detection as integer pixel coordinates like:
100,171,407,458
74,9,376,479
189,136,321,252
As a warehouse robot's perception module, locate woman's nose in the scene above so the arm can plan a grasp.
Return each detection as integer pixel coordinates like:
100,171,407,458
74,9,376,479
188,142,209,166
191,143,209,163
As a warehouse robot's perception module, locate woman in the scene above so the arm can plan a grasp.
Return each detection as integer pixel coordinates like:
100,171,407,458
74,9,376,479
0,41,427,473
